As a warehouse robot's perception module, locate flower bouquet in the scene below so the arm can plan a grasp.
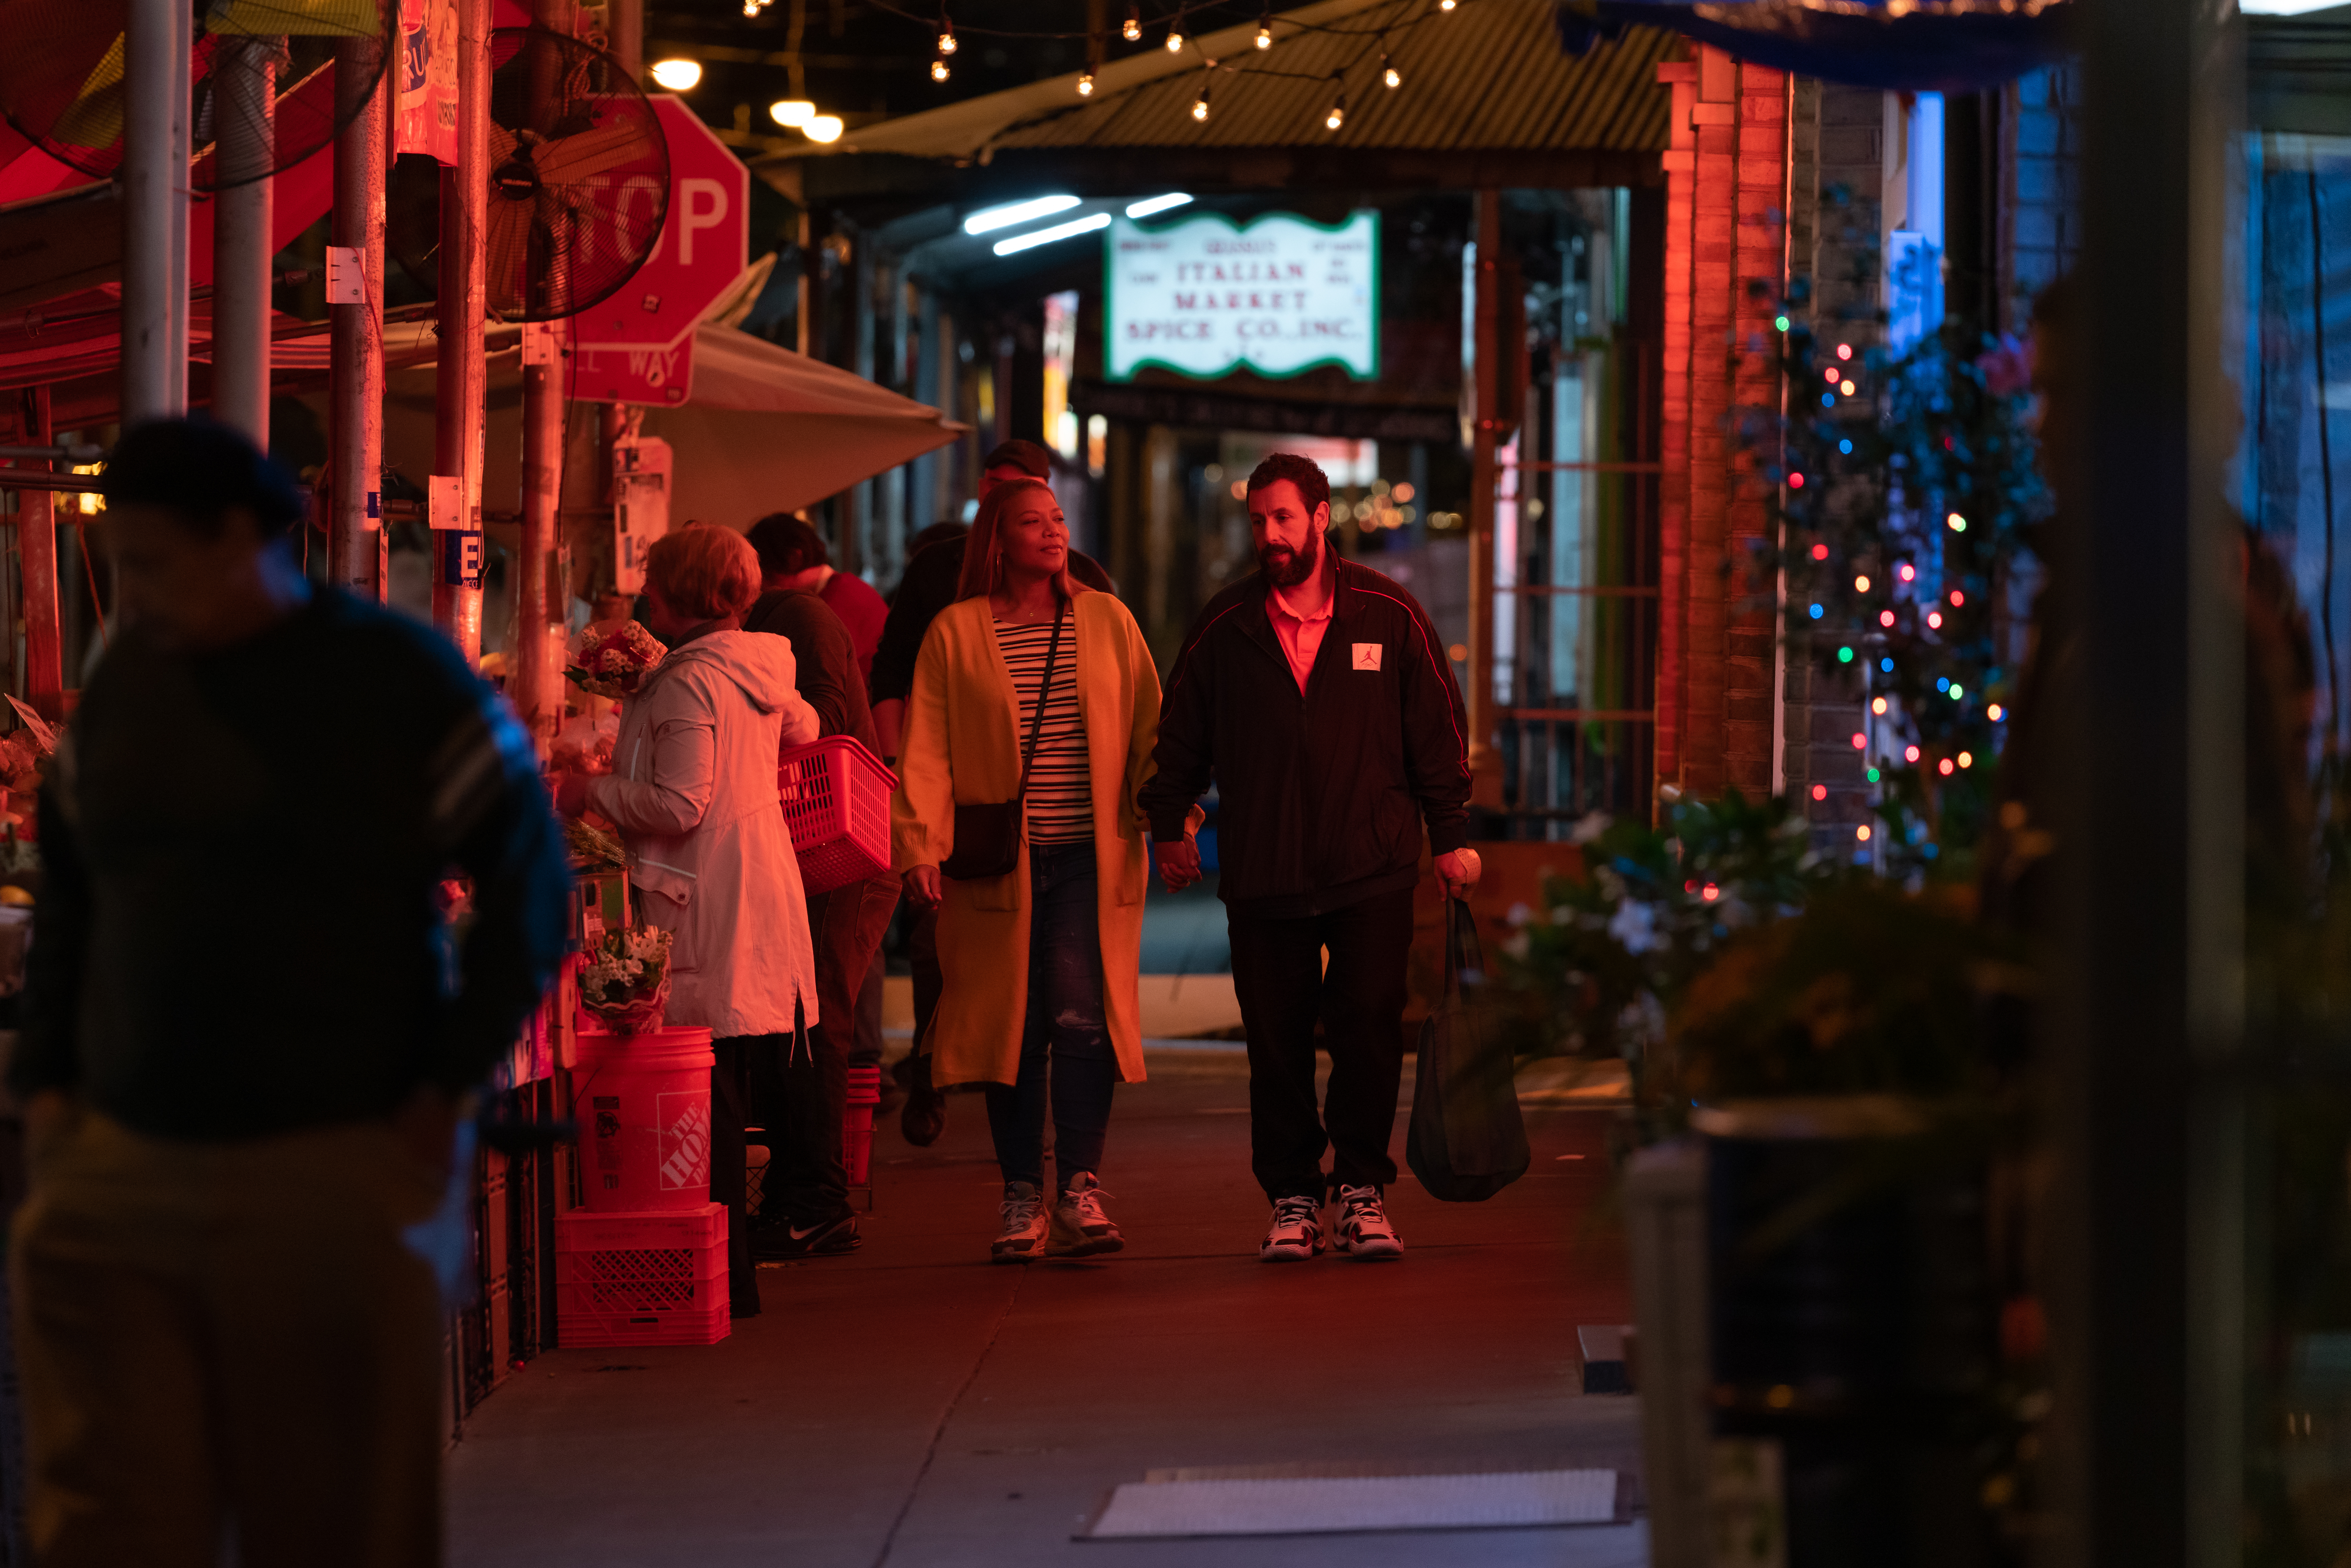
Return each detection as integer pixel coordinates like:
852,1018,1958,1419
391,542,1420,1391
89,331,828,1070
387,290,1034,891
579,924,672,1034
566,620,667,698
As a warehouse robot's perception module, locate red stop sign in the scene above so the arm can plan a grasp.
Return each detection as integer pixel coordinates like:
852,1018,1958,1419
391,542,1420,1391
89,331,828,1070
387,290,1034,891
574,96,749,352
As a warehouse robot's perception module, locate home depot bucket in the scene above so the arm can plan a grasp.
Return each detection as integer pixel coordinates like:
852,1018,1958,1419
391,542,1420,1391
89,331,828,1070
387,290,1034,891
571,1027,715,1212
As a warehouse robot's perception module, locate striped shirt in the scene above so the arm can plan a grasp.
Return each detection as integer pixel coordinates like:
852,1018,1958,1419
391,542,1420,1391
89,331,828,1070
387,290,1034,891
995,616,1092,845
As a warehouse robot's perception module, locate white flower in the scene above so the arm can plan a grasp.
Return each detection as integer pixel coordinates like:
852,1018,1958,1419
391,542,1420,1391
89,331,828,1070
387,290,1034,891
1608,899,1661,955
1570,810,1611,844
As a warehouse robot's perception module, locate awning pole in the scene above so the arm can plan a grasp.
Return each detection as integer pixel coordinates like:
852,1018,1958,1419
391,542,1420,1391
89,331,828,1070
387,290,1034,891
212,38,279,445
329,31,388,599
433,0,491,658
122,0,191,424
17,389,62,721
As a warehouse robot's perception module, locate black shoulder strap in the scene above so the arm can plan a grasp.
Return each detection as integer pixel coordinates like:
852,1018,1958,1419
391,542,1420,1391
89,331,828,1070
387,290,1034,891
1013,602,1066,805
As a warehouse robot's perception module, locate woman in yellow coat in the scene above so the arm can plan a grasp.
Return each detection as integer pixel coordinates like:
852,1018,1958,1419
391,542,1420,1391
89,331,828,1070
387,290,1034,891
894,478,1161,1263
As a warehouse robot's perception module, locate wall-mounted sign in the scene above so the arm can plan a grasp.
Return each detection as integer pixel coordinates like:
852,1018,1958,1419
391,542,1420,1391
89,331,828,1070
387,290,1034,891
1104,209,1378,383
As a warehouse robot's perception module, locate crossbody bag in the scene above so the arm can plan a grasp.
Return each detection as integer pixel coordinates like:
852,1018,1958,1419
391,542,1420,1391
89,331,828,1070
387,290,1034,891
940,602,1065,881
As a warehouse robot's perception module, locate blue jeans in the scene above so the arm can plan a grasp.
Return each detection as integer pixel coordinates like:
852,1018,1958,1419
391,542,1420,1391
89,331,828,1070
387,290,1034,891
984,840,1117,1192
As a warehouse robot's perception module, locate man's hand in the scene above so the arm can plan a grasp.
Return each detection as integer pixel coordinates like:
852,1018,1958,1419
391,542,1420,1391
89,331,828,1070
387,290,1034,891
1435,847,1482,900
1155,838,1201,891
905,864,943,908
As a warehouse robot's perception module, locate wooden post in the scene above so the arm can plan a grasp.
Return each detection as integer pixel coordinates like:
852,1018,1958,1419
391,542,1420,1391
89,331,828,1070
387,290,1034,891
18,389,61,722
433,0,491,658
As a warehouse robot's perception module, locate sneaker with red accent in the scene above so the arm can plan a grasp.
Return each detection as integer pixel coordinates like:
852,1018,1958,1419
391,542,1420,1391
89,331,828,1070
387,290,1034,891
1334,1184,1404,1260
992,1181,1047,1263
1258,1194,1325,1262
1046,1173,1124,1258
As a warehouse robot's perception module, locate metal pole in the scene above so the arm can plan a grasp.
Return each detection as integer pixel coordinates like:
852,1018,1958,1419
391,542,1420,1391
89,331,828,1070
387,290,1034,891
1466,191,1501,808
608,0,641,77
433,0,490,658
329,32,387,598
17,389,61,721
513,0,574,745
122,0,190,423
212,38,279,445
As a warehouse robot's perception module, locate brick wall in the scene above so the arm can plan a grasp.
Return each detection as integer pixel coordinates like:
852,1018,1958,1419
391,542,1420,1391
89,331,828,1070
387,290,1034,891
2003,64,2084,327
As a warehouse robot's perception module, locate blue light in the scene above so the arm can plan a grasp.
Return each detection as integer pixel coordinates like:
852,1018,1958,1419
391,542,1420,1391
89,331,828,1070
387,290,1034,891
1880,657,1894,672
1936,677,1950,692
1821,393,1835,408
1808,603,1824,620
1839,439,1853,455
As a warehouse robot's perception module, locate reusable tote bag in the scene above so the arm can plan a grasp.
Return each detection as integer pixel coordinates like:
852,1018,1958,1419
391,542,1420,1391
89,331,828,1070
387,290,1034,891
1406,897,1531,1202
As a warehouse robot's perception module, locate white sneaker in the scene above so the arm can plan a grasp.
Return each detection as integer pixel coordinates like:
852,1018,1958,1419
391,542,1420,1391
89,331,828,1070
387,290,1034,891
1046,1172,1124,1258
992,1181,1047,1263
1259,1194,1325,1262
1334,1184,1404,1260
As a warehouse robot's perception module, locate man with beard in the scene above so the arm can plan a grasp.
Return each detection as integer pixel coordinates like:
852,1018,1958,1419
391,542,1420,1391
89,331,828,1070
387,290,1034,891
1140,453,1479,1263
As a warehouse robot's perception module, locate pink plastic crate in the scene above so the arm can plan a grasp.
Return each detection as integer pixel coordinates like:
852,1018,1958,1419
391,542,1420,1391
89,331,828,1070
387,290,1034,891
555,1203,730,1347
778,736,896,895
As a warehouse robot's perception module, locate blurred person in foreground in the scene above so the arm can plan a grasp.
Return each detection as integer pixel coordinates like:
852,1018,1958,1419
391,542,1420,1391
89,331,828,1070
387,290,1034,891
8,418,571,1567
739,517,897,1257
893,479,1161,1261
554,524,821,1314
871,441,1115,1145
1142,453,1479,1264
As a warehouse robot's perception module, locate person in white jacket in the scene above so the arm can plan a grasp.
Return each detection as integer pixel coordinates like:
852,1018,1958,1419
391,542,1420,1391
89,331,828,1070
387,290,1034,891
556,523,821,1315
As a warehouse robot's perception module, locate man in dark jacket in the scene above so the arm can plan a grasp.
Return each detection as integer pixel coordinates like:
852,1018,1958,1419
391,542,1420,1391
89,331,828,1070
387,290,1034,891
7,419,571,1565
1141,453,1480,1265
739,537,896,1258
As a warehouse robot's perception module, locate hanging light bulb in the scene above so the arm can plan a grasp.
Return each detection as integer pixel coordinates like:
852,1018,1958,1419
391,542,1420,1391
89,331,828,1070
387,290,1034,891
1256,5,1272,46
1382,53,1400,88
1440,0,1456,9
931,56,950,80
1166,23,1186,51
1192,81,1211,120
1122,6,1141,41
1324,88,1345,131
1077,69,1095,95
937,27,956,52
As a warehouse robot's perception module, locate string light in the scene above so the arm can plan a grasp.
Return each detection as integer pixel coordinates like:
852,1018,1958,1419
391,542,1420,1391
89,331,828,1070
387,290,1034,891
1839,379,1855,395
1166,7,1187,52
1871,696,1888,715
1122,5,1141,41
1256,5,1272,46
1947,511,1967,532
1775,313,1790,331
1383,53,1401,88
1836,645,1854,663
1788,472,1805,489
1837,343,1853,361
1927,611,1944,629
1949,589,1965,606
1440,0,1457,9
1958,751,1975,768
1850,732,1867,750
1191,80,1211,120
1878,610,1895,627
1904,745,1921,763
1938,758,1955,776
1811,784,1827,801
1077,70,1094,95
931,56,950,80
1856,824,1872,842
1898,563,1916,582
1324,80,1346,130
936,6,956,54
1988,704,2005,722
1810,543,1829,561
1854,574,1871,592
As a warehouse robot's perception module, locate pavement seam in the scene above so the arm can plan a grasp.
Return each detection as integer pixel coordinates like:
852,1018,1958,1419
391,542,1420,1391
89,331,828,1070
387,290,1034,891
869,1266,1027,1568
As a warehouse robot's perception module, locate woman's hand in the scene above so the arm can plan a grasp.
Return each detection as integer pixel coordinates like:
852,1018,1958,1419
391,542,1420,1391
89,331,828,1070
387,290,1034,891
904,864,943,908
551,771,592,818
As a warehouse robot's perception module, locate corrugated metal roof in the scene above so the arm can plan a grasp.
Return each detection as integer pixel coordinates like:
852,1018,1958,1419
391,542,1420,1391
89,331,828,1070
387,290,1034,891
813,0,1674,164
993,3,1673,156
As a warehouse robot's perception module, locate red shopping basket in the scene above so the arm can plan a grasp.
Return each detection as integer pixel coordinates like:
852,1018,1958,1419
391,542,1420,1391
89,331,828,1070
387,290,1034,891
778,735,896,895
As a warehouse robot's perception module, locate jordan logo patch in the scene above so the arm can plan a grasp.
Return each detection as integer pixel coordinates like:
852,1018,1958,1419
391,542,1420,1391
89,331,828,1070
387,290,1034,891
1352,643,1383,671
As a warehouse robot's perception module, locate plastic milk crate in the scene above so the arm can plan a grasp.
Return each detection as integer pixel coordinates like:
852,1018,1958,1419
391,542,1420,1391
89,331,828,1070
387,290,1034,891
778,736,895,895
554,1203,730,1347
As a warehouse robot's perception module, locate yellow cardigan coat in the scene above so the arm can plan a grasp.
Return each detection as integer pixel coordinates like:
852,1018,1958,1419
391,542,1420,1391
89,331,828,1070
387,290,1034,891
890,590,1161,1089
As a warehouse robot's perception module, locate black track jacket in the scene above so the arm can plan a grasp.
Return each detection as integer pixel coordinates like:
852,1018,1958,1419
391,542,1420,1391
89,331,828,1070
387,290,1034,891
1140,556,1472,917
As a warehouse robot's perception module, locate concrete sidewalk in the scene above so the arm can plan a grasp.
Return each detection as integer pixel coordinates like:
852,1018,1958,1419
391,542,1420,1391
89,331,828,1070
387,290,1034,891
447,1057,1646,1568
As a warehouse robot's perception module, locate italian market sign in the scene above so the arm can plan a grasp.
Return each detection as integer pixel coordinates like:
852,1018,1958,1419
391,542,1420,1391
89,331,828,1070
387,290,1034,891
1105,209,1379,383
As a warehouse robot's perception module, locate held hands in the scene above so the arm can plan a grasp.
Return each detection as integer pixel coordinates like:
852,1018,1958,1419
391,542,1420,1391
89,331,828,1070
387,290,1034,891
1435,847,1482,900
1154,803,1210,890
905,864,944,908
